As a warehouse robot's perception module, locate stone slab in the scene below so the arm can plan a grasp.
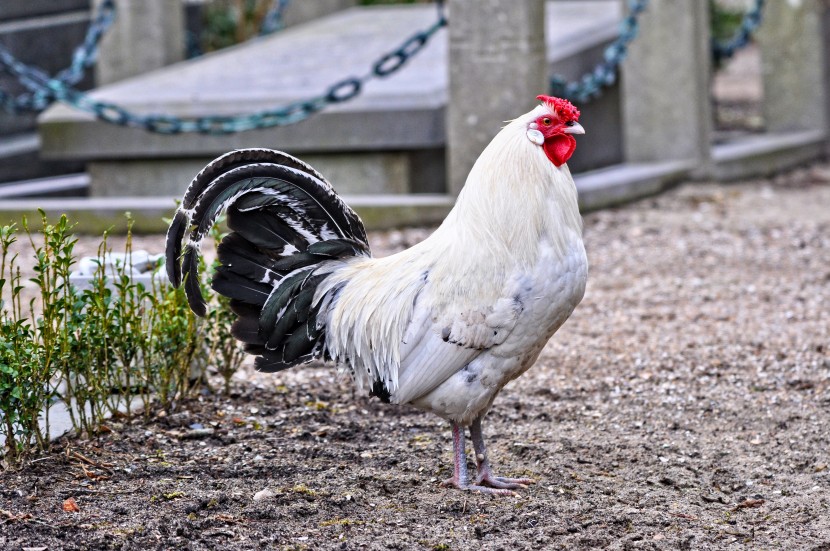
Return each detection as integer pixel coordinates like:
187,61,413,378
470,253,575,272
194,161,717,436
0,173,89,198
711,130,827,181
0,0,89,22
448,0,547,194
93,0,185,85
39,2,622,160
0,194,457,234
757,0,827,134
0,156,698,235
38,2,624,196
88,151,416,196
622,0,712,165
574,160,695,211
0,133,85,183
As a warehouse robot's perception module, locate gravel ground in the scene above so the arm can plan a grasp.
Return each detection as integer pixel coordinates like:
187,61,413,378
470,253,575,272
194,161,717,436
2,167,830,550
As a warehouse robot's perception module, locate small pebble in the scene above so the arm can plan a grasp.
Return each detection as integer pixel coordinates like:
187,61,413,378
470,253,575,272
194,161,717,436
253,489,276,502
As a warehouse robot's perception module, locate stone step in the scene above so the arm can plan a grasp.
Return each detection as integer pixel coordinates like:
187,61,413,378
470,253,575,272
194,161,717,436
575,160,695,210
0,0,89,22
0,173,89,198
712,130,827,181
0,193,457,235
0,159,695,234
0,133,85,183
39,2,624,196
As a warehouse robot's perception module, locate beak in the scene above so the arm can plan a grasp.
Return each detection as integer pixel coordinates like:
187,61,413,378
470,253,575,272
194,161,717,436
564,122,585,135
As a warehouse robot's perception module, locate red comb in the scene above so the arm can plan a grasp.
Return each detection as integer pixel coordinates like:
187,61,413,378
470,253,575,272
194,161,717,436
536,95,580,121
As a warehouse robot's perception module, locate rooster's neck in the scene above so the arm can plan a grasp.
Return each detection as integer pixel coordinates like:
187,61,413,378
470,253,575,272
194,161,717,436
443,119,583,266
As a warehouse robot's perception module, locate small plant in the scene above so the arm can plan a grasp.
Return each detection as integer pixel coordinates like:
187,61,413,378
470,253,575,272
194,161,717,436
0,223,48,463
710,0,745,43
204,224,247,395
0,213,242,466
200,0,274,52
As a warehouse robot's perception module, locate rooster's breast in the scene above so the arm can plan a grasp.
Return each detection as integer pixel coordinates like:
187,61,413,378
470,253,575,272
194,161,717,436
410,229,587,424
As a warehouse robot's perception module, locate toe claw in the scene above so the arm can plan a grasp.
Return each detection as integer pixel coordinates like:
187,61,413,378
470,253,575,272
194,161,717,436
439,478,518,496
475,475,536,490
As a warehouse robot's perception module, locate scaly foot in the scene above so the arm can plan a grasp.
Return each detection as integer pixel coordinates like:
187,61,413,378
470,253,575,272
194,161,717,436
474,472,535,490
441,477,517,496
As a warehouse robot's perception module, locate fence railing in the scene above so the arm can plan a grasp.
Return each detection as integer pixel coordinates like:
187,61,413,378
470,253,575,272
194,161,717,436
1,0,767,134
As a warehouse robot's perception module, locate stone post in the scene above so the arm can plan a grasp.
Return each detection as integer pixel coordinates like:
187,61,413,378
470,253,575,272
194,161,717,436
447,0,547,196
94,0,185,85
756,0,828,134
282,0,358,28
621,0,712,166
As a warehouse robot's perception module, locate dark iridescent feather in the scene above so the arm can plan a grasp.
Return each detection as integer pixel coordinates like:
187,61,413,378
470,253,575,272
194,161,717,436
165,209,189,287
182,246,206,317
230,316,262,345
281,330,316,364
258,270,307,334
211,269,273,306
181,149,329,211
264,273,327,351
165,148,371,374
227,203,306,252
254,354,293,373
217,235,280,288
307,238,370,258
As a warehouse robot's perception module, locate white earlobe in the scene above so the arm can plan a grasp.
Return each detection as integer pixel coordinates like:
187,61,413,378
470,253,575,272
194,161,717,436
526,129,544,145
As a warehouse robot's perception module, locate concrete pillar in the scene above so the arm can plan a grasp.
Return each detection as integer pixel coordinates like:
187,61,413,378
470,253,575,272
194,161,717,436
621,0,712,165
757,0,828,134
94,0,185,85
283,0,358,28
824,2,830,153
447,0,547,195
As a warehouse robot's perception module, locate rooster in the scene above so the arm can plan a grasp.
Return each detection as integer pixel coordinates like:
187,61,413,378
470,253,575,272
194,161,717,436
166,95,587,495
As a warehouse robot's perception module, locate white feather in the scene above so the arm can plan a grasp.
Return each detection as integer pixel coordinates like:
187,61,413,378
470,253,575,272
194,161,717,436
312,104,587,420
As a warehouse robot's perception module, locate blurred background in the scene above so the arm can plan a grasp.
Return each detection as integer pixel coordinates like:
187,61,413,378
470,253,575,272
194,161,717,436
0,0,827,231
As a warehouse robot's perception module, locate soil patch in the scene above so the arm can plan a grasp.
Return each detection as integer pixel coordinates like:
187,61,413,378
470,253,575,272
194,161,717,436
2,171,830,550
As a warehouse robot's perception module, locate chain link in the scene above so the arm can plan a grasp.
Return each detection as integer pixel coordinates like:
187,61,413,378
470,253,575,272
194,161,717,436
549,0,648,104
260,0,293,36
1,0,767,133
551,0,766,103
712,0,765,64
0,0,115,114
1,0,446,134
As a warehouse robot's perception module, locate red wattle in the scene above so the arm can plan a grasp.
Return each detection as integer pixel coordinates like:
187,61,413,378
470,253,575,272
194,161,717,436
543,134,577,167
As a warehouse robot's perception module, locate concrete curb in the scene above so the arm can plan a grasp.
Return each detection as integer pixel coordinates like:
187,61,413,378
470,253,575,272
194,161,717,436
0,194,457,234
1,127,826,234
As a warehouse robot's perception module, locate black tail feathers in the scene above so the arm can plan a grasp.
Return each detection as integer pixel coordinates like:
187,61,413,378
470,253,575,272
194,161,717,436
165,148,370,372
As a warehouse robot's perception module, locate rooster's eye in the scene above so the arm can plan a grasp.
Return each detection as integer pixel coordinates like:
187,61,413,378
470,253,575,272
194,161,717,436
542,118,552,126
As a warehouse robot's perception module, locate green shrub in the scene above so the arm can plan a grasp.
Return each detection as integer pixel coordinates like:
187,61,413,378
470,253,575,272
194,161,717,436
0,213,244,467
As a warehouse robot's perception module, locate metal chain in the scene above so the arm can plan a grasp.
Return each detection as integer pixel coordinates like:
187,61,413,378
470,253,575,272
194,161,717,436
1,0,764,130
549,0,648,104
712,0,765,64
260,0,293,35
0,0,446,134
0,0,116,114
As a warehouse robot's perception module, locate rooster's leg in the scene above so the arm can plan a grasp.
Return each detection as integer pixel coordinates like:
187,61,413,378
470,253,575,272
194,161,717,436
440,422,469,488
440,422,515,496
470,416,535,490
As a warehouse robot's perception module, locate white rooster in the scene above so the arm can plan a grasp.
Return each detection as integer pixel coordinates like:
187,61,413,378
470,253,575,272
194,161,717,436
166,95,588,495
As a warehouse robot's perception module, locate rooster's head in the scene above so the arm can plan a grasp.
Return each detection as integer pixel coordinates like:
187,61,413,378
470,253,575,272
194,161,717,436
527,95,584,167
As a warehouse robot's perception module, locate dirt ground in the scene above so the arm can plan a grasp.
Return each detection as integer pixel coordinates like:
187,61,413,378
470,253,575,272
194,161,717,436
2,166,830,550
